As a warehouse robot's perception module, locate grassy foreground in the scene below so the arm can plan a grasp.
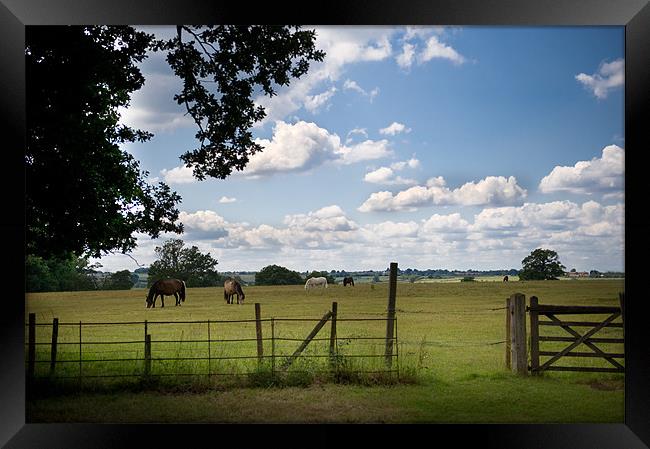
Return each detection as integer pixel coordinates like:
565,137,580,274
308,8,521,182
26,279,624,423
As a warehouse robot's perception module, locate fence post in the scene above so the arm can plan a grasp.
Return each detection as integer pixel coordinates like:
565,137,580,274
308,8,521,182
529,296,539,375
505,297,511,370
509,293,527,375
27,313,36,381
255,303,263,364
50,318,59,377
385,262,398,368
144,334,152,377
79,321,83,385
271,318,275,375
207,319,211,377
329,301,338,368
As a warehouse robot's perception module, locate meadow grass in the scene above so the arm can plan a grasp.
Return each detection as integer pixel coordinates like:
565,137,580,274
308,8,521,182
26,279,624,423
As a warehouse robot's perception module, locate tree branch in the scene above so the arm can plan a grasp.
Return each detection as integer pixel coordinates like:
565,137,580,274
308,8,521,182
176,25,206,148
107,250,146,268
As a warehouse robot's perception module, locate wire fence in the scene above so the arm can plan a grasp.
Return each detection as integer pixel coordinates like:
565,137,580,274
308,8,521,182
25,306,400,382
25,305,515,387
26,291,625,384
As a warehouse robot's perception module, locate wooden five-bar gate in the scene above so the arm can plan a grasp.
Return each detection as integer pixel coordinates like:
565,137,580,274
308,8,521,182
506,293,625,375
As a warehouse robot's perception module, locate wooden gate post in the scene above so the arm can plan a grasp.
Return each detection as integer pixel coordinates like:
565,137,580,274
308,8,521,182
27,313,36,381
329,301,338,367
385,262,398,368
529,296,540,375
255,303,263,364
50,317,59,377
509,293,528,375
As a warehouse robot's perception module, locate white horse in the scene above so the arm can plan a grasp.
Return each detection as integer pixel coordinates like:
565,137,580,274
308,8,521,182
305,276,328,292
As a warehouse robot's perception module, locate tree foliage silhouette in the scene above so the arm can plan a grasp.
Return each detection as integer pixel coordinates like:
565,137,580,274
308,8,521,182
255,264,304,285
26,25,324,259
148,239,221,288
519,248,566,280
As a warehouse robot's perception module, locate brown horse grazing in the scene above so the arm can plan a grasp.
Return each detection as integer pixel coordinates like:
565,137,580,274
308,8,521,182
343,276,355,287
224,278,245,304
503,275,509,282
146,279,186,308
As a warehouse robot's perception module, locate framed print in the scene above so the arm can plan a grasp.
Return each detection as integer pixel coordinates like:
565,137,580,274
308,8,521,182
2,0,649,447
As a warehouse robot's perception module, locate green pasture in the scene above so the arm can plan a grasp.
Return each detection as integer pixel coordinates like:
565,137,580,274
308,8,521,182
26,279,625,423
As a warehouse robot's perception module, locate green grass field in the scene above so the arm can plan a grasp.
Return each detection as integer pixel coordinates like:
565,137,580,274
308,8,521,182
26,279,625,423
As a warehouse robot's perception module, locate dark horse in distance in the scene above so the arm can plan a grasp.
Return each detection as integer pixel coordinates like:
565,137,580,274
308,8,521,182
146,278,186,308
224,278,245,304
343,276,355,287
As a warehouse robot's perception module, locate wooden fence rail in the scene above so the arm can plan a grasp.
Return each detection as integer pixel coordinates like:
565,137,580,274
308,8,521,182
527,294,625,375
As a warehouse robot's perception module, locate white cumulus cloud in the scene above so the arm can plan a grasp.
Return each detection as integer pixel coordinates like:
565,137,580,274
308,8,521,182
391,158,420,170
335,139,393,165
395,28,465,69
363,220,419,239
283,205,357,232
379,122,412,136
91,199,623,273
118,71,194,133
243,121,392,177
358,175,527,212
304,87,337,113
418,36,466,65
363,167,416,186
575,58,624,99
245,121,342,177
343,79,380,102
345,127,368,144
421,213,470,233
539,145,624,195
160,165,196,185
254,27,395,127
363,158,420,185
396,42,416,69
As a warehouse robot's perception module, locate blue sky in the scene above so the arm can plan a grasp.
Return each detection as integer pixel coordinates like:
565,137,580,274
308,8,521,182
95,25,625,273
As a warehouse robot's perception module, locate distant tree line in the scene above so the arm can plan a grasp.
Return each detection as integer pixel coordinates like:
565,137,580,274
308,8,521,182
27,244,623,293
397,268,520,277
255,265,303,286
253,267,338,286
589,270,625,278
26,255,136,292
26,238,225,292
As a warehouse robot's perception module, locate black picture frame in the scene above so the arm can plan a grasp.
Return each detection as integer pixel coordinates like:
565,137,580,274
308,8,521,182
2,0,648,447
